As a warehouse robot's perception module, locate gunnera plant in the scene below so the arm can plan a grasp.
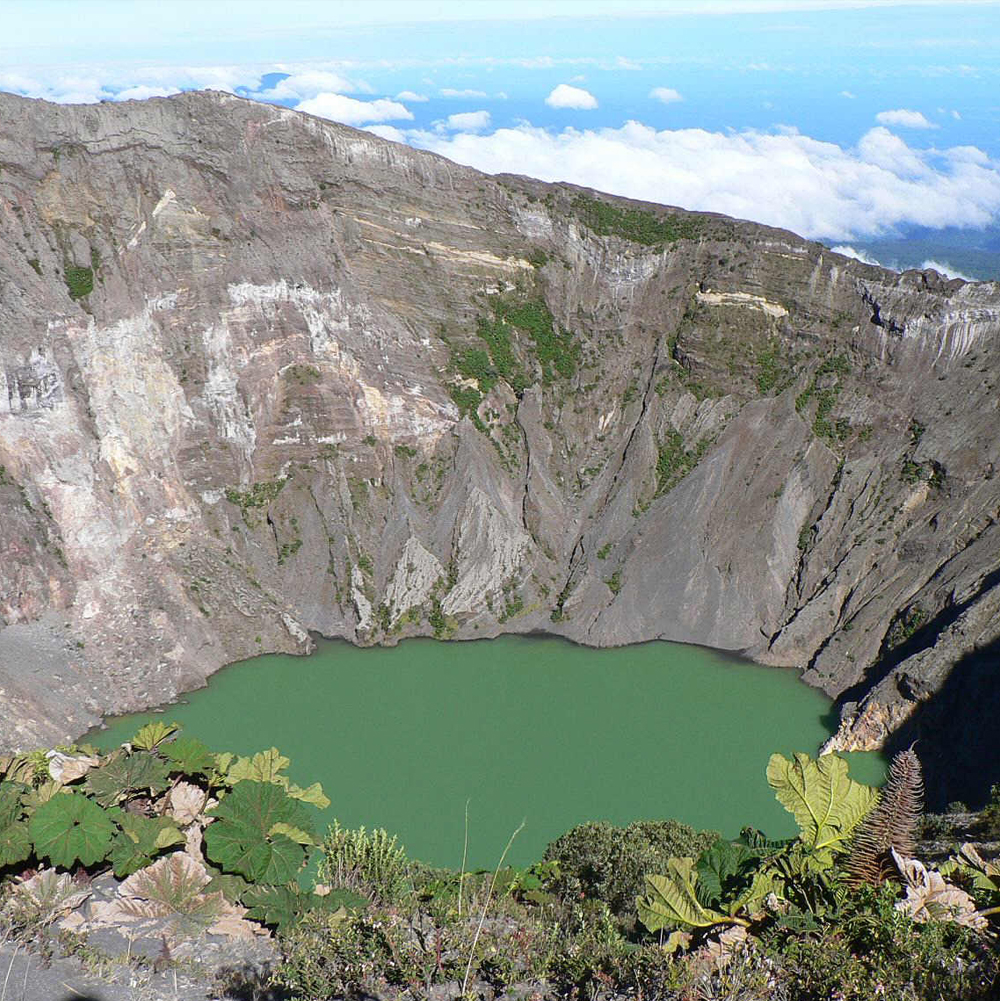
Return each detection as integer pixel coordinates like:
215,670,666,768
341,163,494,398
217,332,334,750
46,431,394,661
846,746,924,886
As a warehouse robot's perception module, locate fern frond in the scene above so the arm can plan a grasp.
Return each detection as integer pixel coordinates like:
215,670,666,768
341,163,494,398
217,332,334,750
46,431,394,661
845,747,924,887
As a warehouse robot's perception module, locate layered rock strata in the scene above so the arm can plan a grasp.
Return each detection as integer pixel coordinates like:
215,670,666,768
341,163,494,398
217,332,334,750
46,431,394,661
1,92,998,801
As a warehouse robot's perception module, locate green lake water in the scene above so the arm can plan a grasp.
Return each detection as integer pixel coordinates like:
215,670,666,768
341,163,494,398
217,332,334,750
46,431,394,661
92,636,885,869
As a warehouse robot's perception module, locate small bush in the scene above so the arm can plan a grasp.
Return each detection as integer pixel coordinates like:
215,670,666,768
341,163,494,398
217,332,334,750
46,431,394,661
543,818,718,920
765,884,998,1001
277,909,397,1000
319,821,412,904
976,784,1000,839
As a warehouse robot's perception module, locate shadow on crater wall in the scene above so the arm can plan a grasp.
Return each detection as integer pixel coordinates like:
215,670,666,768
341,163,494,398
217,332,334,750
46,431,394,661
885,635,1000,811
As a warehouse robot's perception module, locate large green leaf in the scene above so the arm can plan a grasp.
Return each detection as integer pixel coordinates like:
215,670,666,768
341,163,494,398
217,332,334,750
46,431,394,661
29,792,115,867
204,780,311,883
224,749,330,808
226,748,290,785
0,781,27,828
109,834,154,878
767,752,878,862
637,858,743,931
108,814,185,877
737,866,781,916
286,782,331,809
0,821,32,867
696,839,759,911
242,884,307,930
205,819,302,883
0,781,30,866
268,822,316,846
84,752,170,807
205,873,252,903
130,721,179,751
161,737,215,776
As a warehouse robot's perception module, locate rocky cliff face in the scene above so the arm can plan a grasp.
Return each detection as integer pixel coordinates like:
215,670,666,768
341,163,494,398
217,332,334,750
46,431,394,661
1,91,998,799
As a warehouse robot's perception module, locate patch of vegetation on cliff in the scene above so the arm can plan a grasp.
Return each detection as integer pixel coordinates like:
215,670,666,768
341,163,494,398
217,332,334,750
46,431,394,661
63,264,94,300
448,383,487,433
277,538,302,566
754,338,795,395
452,346,497,392
282,363,321,386
795,353,853,446
897,420,945,489
885,604,930,649
473,312,529,391
570,193,701,246
655,429,712,497
225,478,288,524
450,292,578,403
550,576,576,622
497,580,525,622
492,294,578,384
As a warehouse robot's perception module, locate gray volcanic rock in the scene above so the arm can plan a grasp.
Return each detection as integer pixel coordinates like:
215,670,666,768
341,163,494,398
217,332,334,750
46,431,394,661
1,90,998,782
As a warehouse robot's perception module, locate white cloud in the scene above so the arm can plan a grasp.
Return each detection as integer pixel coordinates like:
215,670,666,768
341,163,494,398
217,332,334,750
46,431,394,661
402,120,1000,242
112,85,181,102
0,71,109,103
445,110,491,132
617,57,642,70
0,64,265,104
650,87,683,104
920,259,975,281
840,90,856,99
874,108,937,129
952,109,962,120
296,93,413,125
831,245,883,266
255,70,360,101
365,125,408,143
440,88,488,98
545,84,598,110
396,90,428,102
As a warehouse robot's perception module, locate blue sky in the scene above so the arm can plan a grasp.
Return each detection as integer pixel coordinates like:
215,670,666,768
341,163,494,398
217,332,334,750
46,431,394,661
4,0,1000,276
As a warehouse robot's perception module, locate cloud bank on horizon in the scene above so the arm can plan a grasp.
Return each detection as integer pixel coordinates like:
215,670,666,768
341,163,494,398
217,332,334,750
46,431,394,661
381,122,1000,244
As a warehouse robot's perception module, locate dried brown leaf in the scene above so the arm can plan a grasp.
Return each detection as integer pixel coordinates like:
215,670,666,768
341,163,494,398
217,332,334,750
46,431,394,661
892,850,986,930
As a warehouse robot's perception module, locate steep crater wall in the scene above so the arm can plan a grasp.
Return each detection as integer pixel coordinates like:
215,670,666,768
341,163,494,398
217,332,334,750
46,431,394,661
1,91,998,802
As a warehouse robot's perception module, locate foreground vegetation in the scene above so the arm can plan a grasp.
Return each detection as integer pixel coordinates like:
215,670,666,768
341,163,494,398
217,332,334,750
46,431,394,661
0,727,997,1000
